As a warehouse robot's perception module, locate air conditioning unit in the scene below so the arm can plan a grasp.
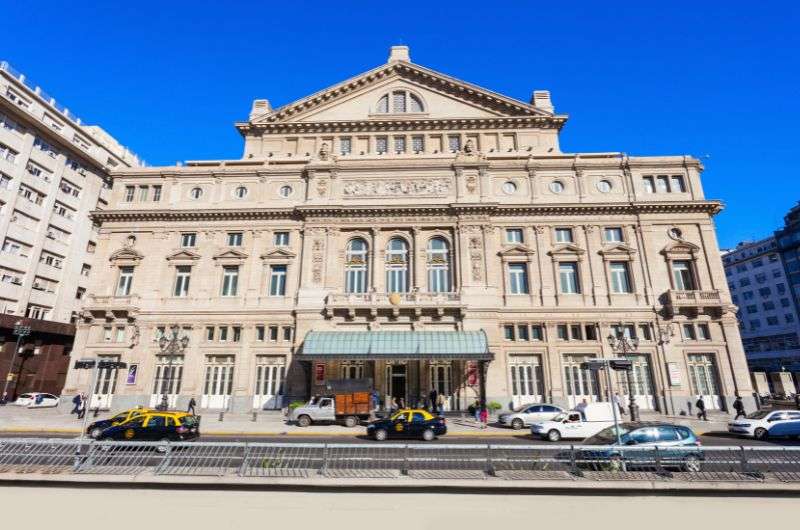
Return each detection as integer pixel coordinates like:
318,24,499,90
32,282,43,290
78,168,86,176
46,231,55,239
11,278,22,285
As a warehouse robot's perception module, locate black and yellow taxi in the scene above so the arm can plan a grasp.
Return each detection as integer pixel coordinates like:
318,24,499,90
86,407,154,439
96,411,200,443
366,409,447,441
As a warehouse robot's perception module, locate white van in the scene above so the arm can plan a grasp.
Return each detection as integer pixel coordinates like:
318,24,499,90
530,402,618,442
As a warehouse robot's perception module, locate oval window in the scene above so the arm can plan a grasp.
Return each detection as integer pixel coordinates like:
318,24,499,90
234,186,248,199
279,185,293,198
190,187,203,200
502,181,517,195
597,180,612,193
549,181,565,194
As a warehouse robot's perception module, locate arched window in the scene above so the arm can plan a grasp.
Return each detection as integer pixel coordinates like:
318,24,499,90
427,237,451,292
374,90,425,114
345,238,369,293
385,238,410,293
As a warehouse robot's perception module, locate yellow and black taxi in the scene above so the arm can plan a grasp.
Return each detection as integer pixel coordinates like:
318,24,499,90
366,409,446,441
96,411,200,443
86,407,154,439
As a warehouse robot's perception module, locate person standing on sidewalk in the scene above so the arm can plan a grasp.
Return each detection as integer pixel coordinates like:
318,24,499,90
613,392,625,415
76,393,86,419
428,388,438,414
70,393,81,415
733,395,746,419
695,395,707,421
187,397,196,415
479,405,488,429
436,393,445,417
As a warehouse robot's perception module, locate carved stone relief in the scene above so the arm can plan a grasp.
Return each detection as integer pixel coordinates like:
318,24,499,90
312,238,325,284
469,235,483,282
342,178,451,197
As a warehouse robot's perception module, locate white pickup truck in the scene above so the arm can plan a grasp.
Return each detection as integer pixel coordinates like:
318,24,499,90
530,402,618,442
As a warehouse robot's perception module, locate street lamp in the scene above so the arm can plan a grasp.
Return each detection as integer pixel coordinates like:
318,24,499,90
157,324,189,410
607,333,641,422
657,324,674,414
1,321,31,404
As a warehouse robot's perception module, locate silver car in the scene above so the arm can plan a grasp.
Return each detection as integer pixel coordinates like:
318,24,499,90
498,403,564,430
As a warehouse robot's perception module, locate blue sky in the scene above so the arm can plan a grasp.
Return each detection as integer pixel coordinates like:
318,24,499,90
2,1,799,248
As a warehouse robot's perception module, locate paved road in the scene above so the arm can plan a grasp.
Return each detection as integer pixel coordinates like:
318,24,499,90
2,430,798,446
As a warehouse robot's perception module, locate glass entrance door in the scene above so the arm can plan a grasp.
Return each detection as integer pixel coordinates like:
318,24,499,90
616,355,656,410
91,355,120,410
149,355,184,408
687,353,721,410
429,362,454,410
509,356,544,408
385,363,407,408
563,354,600,408
253,356,285,410
202,355,235,409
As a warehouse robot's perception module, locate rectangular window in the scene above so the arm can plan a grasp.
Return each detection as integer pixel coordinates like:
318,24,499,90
767,316,779,326
269,325,279,342
115,326,126,343
530,325,543,341
554,228,573,243
642,176,655,193
746,304,757,314
506,228,523,244
638,324,652,341
517,325,529,341
206,326,215,341
232,326,241,342
274,232,289,246
411,136,424,153
672,260,695,290
173,266,191,297
393,136,406,153
256,325,265,341
104,327,112,342
503,324,515,340
603,227,623,243
559,262,580,294
219,326,228,341
269,264,287,296
507,263,529,294
670,175,686,192
124,186,135,202
116,267,134,296
181,233,196,248
339,137,352,155
283,326,292,341
656,175,670,193
570,324,583,341
0,142,18,163
152,185,162,202
221,266,239,296
697,324,711,340
682,324,697,340
787,314,795,323
0,173,11,189
376,136,388,154
557,324,568,340
584,324,598,341
138,185,149,202
448,135,461,152
227,232,243,246
609,261,632,293
752,258,763,268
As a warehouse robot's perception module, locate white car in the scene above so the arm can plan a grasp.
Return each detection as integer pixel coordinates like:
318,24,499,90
12,392,60,408
728,410,800,440
498,404,564,430
530,402,617,442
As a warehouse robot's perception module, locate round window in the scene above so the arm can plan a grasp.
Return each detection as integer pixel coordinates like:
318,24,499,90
190,187,203,200
597,180,612,193
549,181,565,194
502,181,517,195
279,185,293,198
234,186,248,199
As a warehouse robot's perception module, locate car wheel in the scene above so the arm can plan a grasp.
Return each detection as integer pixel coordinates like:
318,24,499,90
89,427,103,439
297,415,312,427
374,429,388,441
754,427,769,440
547,429,562,442
344,416,358,428
422,429,435,441
511,419,524,430
683,454,701,472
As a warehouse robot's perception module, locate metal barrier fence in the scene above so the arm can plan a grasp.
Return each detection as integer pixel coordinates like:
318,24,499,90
1,438,800,483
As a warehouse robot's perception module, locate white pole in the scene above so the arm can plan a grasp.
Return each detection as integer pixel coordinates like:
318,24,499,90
604,361,621,445
80,362,99,441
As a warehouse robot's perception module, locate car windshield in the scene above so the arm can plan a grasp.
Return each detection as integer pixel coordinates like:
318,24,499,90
111,413,127,422
585,425,632,445
746,410,770,420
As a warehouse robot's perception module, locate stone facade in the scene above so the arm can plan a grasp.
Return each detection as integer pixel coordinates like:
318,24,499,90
62,46,753,414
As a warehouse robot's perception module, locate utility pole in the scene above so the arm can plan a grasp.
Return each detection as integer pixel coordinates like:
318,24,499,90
1,321,31,404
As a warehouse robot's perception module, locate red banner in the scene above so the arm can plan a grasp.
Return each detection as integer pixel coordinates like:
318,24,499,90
314,363,326,384
467,361,478,386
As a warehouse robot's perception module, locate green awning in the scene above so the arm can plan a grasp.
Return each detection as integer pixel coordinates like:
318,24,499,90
298,331,492,360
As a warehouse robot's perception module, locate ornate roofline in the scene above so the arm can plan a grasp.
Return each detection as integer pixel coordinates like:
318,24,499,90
90,201,723,224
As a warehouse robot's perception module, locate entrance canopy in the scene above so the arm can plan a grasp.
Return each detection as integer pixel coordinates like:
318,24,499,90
299,331,492,361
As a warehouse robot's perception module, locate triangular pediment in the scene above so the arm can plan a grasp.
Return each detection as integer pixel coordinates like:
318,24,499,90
548,243,585,257
260,248,297,260
212,249,249,260
498,244,535,257
661,241,700,256
109,247,143,262
598,243,638,256
248,61,553,125
166,249,201,261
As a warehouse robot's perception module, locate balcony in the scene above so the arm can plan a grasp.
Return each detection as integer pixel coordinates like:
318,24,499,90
663,289,724,316
325,290,466,318
82,294,140,320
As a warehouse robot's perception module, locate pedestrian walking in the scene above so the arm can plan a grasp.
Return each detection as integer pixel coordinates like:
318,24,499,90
695,396,707,421
473,400,481,422
436,393,446,417
391,396,399,413
613,392,625,415
733,395,746,420
479,406,488,429
70,393,81,415
428,388,438,414
76,394,86,420
187,397,196,415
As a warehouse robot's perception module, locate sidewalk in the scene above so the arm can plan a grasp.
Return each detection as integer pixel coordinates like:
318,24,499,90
0,405,731,437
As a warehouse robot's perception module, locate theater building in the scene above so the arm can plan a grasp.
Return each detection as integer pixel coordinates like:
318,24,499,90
62,46,753,414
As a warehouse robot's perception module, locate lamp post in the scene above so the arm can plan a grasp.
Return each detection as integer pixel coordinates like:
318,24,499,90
607,333,641,422
157,324,189,411
1,321,31,404
657,324,674,414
